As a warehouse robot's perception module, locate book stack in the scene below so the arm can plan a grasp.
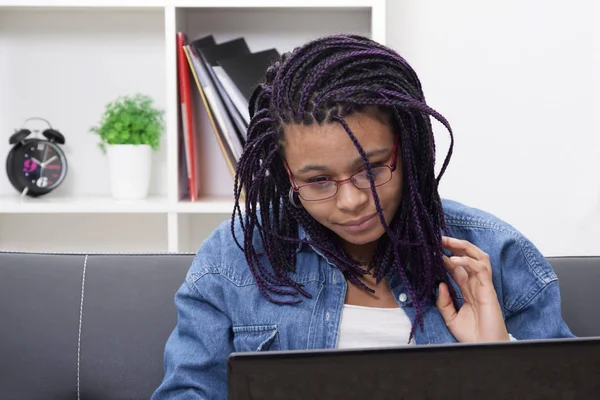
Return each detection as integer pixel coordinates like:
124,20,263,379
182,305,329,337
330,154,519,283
176,33,280,201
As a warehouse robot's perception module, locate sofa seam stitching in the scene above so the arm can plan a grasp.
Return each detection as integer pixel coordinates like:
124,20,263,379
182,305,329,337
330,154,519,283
77,254,88,400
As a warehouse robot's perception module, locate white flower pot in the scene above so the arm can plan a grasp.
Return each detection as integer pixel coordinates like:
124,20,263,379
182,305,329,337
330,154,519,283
106,144,152,200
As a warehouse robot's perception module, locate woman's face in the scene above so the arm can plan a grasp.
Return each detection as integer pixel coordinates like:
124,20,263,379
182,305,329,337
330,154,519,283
282,109,403,260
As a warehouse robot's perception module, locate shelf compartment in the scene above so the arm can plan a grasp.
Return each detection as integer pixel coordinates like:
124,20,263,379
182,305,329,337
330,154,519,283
0,7,168,199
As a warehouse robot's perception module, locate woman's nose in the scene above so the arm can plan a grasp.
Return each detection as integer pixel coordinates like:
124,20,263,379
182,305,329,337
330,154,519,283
335,180,368,212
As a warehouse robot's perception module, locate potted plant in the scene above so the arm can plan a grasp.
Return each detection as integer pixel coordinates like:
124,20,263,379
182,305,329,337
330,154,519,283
90,93,164,200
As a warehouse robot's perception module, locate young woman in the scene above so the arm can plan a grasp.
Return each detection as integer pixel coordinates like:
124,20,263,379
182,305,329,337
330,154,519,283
152,34,573,399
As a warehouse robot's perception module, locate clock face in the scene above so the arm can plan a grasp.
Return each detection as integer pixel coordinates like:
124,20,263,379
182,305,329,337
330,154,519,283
8,139,67,195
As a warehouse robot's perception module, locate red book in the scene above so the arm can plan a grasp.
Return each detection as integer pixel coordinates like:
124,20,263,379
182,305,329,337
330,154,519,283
176,32,200,201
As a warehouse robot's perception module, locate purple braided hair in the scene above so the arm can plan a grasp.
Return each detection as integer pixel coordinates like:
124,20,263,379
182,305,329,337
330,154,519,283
231,34,457,340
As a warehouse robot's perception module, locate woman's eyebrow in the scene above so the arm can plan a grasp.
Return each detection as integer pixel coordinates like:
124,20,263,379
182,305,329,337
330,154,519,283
296,147,390,175
297,164,328,175
349,148,390,168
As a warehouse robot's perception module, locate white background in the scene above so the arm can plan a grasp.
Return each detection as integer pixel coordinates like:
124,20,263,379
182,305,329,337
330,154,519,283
386,0,600,256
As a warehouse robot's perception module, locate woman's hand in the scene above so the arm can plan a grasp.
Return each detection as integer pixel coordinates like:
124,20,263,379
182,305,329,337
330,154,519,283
436,236,510,343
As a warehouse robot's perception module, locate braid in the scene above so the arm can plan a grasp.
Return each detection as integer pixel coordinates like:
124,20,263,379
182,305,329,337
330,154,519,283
332,116,423,331
232,34,457,340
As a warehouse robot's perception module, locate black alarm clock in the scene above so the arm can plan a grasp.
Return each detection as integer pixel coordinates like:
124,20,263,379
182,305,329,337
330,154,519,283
6,118,68,197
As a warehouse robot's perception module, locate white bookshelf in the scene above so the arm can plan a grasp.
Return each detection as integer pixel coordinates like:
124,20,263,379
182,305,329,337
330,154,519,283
0,0,386,253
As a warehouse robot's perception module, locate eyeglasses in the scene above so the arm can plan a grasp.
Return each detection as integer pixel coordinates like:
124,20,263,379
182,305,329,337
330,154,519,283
285,136,399,202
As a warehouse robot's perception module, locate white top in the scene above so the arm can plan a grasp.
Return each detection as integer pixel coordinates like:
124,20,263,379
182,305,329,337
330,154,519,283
336,304,415,349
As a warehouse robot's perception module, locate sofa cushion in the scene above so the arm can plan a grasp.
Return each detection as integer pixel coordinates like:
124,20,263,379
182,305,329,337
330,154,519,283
78,254,192,399
548,257,600,338
0,252,193,400
0,253,85,400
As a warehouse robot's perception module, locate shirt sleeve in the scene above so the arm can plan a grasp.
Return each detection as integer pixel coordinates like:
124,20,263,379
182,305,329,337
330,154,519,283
151,276,233,399
505,279,575,340
496,230,575,339
475,220,577,340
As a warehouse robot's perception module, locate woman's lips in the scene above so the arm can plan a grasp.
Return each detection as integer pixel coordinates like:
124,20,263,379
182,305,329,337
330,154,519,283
337,213,378,233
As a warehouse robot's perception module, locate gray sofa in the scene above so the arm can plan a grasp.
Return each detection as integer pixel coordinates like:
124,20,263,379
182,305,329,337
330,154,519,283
0,252,598,400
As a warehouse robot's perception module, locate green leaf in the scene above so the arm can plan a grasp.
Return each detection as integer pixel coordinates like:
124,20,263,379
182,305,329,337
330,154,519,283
89,93,165,151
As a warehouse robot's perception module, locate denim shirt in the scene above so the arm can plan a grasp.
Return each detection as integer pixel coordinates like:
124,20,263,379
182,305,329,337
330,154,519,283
151,199,574,399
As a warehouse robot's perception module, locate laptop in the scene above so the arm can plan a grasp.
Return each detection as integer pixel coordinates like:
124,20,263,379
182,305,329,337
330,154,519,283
228,337,600,399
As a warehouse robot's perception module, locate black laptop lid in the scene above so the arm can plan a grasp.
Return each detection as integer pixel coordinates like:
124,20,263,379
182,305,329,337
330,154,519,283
228,337,600,400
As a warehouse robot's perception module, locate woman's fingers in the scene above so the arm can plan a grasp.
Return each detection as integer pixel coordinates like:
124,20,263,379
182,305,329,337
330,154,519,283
444,252,499,309
449,255,491,280
439,237,509,343
442,255,474,303
442,255,470,283
442,236,492,283
436,282,457,325
442,236,489,261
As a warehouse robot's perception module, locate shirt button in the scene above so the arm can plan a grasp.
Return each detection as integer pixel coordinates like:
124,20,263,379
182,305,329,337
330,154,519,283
399,293,408,302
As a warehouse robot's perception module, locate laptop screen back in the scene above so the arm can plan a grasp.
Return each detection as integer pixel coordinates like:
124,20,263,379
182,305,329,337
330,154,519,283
228,337,600,400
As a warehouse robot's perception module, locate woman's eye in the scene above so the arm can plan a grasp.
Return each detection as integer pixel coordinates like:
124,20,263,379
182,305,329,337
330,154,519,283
307,176,329,183
358,163,383,174
371,166,383,175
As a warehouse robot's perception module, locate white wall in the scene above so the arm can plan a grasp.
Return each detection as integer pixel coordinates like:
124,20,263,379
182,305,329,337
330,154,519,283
386,0,600,257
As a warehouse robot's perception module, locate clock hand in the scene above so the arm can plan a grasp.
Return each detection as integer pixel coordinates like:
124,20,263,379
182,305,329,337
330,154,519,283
41,155,58,167
31,157,42,166
40,144,49,171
